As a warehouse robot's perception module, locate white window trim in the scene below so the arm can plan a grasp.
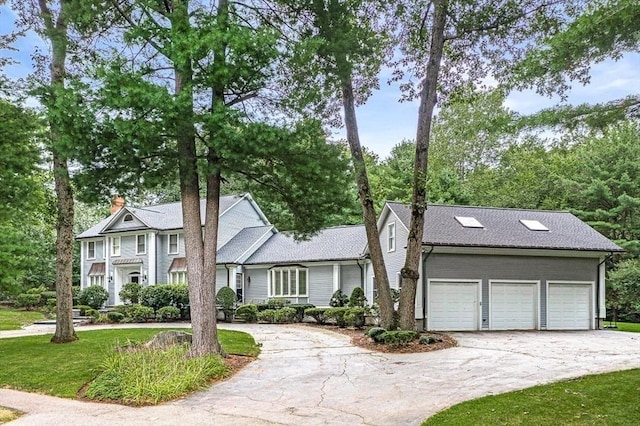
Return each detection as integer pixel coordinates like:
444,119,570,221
89,275,105,287
168,233,179,255
387,222,396,252
136,234,146,255
268,267,308,298
86,241,96,260
111,236,121,257
123,213,134,222
169,271,188,284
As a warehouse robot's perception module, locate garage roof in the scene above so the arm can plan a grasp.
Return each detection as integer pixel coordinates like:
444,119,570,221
386,202,623,252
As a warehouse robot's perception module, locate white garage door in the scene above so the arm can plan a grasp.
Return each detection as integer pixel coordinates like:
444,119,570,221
429,281,479,331
490,282,537,330
548,284,592,330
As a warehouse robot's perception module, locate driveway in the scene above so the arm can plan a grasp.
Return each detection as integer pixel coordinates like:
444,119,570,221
1,324,639,425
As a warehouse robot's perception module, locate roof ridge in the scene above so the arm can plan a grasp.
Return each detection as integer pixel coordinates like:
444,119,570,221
387,201,571,214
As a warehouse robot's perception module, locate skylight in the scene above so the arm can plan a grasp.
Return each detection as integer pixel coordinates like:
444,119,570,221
520,219,549,231
455,216,484,228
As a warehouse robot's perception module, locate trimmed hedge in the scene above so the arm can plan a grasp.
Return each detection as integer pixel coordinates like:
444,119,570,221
119,282,142,304
78,285,109,310
344,307,367,328
106,311,125,323
325,307,349,327
156,306,181,322
329,290,348,307
366,327,387,342
274,307,297,323
348,287,367,307
304,307,328,324
235,304,258,323
377,330,419,346
139,284,189,318
289,303,315,322
216,287,237,321
257,309,276,323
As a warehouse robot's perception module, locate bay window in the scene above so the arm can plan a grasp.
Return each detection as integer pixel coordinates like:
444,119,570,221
269,267,308,297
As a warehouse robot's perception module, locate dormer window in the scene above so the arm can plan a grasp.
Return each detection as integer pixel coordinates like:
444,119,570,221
520,219,549,231
455,216,484,228
123,214,134,222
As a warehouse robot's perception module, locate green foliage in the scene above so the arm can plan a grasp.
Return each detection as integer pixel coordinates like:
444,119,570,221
348,287,367,308
257,309,276,323
139,284,189,318
366,327,387,343
72,286,80,306
289,303,315,322
78,285,109,310
329,289,348,307
325,307,349,327
273,307,297,324
608,258,640,322
419,335,442,345
267,298,290,309
14,294,41,310
235,304,258,323
119,282,142,305
216,287,237,321
74,305,93,316
0,307,45,330
129,305,154,323
304,307,328,325
106,311,124,323
155,306,181,322
344,307,367,328
377,330,419,346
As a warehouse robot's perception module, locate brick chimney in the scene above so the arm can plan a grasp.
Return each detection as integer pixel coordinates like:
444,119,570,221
110,195,125,215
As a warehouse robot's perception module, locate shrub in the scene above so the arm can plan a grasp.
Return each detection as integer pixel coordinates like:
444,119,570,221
419,335,442,345
235,304,258,323
348,287,367,308
126,304,155,322
72,286,80,305
377,330,419,346
107,311,125,323
257,309,276,323
289,303,315,322
85,308,100,321
216,287,237,321
78,285,109,310
329,290,348,307
305,307,328,325
40,290,57,304
267,298,290,309
156,306,181,322
14,293,41,310
344,307,367,328
119,282,142,305
366,327,387,343
274,307,297,323
74,304,94,316
325,307,349,327
139,284,189,318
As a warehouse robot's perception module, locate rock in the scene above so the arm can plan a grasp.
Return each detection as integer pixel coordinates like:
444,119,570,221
144,330,192,349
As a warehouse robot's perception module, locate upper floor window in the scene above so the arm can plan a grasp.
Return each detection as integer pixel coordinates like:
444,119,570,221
269,267,308,297
111,236,121,257
87,241,96,259
168,233,179,254
136,234,146,255
387,222,396,252
123,214,134,222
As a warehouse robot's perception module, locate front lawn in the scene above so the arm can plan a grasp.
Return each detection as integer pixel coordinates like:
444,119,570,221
423,368,640,425
604,321,640,333
0,328,259,400
0,307,45,331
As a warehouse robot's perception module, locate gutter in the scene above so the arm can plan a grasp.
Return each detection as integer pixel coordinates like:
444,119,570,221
422,245,435,331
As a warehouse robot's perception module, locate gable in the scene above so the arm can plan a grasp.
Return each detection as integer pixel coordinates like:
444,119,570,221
105,210,148,232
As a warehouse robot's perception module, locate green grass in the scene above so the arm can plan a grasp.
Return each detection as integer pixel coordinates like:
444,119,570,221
603,321,640,332
0,307,45,331
0,328,259,399
423,368,640,426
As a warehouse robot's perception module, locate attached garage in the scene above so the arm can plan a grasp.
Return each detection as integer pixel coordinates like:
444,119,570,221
547,282,593,330
428,280,480,331
490,281,538,330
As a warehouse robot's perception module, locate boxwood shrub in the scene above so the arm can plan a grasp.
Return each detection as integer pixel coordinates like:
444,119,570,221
156,306,181,322
139,284,189,318
106,311,125,323
304,307,328,324
235,304,258,323
78,285,109,310
366,326,387,343
257,309,276,323
325,307,349,327
344,307,367,328
377,330,419,346
274,307,297,323
289,303,315,322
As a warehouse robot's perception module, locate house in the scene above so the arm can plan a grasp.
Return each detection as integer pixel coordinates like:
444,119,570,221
77,194,623,331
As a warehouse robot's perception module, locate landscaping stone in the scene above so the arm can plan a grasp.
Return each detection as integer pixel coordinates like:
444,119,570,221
143,330,192,349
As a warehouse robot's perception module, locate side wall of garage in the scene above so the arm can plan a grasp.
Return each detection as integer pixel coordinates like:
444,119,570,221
424,253,598,330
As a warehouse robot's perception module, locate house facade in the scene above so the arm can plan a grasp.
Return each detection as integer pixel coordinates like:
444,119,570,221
77,194,622,331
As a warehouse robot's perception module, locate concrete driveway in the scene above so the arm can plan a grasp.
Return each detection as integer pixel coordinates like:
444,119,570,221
1,324,639,425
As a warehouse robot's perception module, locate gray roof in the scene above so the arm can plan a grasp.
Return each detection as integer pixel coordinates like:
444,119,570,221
77,195,244,239
387,202,623,252
245,225,367,264
217,226,274,263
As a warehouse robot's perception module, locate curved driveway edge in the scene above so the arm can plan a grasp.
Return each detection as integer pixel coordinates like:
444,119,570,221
1,324,640,425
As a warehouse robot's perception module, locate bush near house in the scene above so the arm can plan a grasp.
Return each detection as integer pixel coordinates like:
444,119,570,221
235,304,258,323
348,287,367,308
267,298,290,309
106,311,124,323
289,303,315,322
14,293,41,310
329,290,348,307
274,307,297,323
377,330,419,346
115,304,155,322
139,284,189,318
78,285,109,310
344,307,368,328
325,307,349,327
305,307,328,324
119,282,142,304
257,309,276,323
156,306,181,322
216,287,237,322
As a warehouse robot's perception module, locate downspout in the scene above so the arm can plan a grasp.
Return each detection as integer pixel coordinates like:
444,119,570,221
422,245,434,331
224,263,233,287
596,253,612,328
356,257,364,289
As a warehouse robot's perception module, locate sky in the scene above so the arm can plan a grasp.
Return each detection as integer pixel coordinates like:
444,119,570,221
2,5,639,159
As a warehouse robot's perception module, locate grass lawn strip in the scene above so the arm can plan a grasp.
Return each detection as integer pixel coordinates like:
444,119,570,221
0,407,20,423
0,329,259,401
603,321,640,333
0,307,46,331
423,368,640,426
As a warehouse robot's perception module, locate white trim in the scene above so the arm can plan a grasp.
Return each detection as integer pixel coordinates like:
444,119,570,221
268,266,309,298
111,236,121,257
333,264,340,292
104,237,110,280
243,260,363,269
148,232,156,285
136,234,146,255
86,241,96,260
377,203,410,233
80,242,85,289
546,280,596,330
387,222,396,252
488,279,540,330
598,258,606,319
427,278,482,331
168,233,179,255
99,207,151,234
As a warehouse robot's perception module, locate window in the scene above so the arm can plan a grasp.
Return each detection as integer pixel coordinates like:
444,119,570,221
136,234,146,255
111,236,121,256
170,271,187,284
168,233,179,254
269,267,308,297
387,222,396,252
520,219,549,231
87,241,96,260
123,214,133,222
455,216,484,228
89,275,104,287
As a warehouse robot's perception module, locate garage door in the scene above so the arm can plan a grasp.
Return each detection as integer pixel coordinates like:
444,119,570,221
490,282,537,330
548,284,592,330
429,281,479,331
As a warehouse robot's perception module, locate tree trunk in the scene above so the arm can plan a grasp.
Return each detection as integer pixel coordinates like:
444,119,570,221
39,0,77,343
341,79,396,330
397,0,448,330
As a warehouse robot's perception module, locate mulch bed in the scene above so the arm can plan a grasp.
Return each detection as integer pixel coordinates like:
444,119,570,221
308,324,458,354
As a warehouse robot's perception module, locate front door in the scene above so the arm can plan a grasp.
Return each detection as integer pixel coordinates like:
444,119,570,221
114,267,141,305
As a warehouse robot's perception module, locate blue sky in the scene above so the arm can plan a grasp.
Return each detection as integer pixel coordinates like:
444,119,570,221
2,5,638,159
